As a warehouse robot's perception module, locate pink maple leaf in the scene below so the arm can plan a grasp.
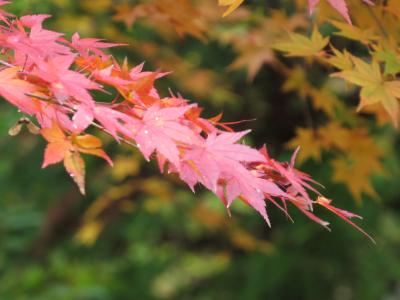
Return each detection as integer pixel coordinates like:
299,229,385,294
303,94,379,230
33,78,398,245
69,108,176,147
5,15,70,60
28,19,70,56
181,130,288,224
132,104,199,167
316,196,375,243
71,33,122,56
0,67,37,114
259,146,319,209
222,166,285,226
94,105,137,140
33,55,99,103
93,65,133,87
72,103,94,133
35,104,75,132
182,130,265,193
20,14,51,28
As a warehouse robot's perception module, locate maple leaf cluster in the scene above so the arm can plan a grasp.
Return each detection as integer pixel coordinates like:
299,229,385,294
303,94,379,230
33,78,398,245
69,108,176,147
201,0,397,202
268,3,400,200
0,1,372,239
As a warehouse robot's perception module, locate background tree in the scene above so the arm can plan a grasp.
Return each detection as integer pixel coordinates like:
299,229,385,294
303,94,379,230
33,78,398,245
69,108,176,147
1,1,400,299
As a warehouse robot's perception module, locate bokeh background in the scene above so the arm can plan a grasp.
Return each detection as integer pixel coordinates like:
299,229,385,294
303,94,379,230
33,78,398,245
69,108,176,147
1,1,400,299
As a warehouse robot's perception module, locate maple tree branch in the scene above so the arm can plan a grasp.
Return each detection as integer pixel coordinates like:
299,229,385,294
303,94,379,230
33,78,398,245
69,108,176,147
0,1,375,236
26,93,138,149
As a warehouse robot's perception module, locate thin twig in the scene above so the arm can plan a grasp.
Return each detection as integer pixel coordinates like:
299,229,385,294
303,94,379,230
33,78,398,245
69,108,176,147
26,93,138,149
0,59,15,67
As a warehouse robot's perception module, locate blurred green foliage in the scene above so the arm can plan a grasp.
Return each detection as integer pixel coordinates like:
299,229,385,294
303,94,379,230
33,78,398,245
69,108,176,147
1,1,400,299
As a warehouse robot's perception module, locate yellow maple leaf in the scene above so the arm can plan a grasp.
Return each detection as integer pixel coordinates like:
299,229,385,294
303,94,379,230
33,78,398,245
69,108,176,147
317,122,351,150
155,0,207,40
288,122,383,203
333,56,400,127
273,27,329,57
286,128,325,164
228,11,308,80
219,0,245,17
331,127,384,202
330,20,378,44
282,66,311,99
362,103,395,126
309,88,341,117
326,47,353,71
114,0,207,40
332,157,378,202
